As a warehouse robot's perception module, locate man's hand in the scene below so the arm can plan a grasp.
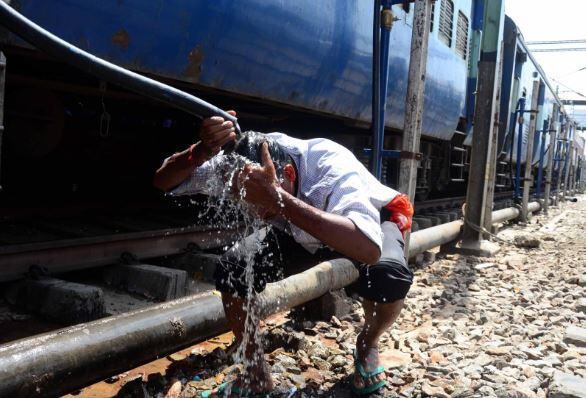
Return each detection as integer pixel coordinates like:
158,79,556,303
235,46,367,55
238,143,283,218
200,110,237,158
153,110,237,192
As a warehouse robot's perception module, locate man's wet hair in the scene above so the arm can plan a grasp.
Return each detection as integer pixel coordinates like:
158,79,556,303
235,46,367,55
232,131,293,177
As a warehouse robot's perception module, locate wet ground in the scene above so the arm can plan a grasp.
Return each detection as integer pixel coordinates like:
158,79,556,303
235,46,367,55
65,195,586,397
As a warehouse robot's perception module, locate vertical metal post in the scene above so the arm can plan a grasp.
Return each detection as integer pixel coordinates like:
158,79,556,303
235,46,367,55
553,118,566,205
514,97,526,201
543,105,558,214
563,124,574,197
398,0,433,250
536,119,548,199
371,0,383,179
371,0,394,180
460,0,504,255
0,52,5,192
465,0,484,133
482,38,505,236
568,145,575,194
570,145,580,195
562,123,573,199
521,80,540,222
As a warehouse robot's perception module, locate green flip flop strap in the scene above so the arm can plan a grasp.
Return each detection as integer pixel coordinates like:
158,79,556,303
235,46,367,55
352,351,387,395
352,379,388,396
355,360,386,379
201,382,227,398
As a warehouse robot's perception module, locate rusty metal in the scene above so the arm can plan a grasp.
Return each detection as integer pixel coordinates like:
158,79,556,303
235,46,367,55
398,0,433,253
461,0,504,244
0,227,240,282
400,150,423,161
520,80,541,222
543,106,559,214
381,8,394,29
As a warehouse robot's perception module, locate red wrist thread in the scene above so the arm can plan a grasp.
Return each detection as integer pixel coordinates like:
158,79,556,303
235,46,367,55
187,144,198,165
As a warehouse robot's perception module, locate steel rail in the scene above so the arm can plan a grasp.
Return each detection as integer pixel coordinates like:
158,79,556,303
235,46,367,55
0,226,240,282
0,202,543,397
0,191,518,282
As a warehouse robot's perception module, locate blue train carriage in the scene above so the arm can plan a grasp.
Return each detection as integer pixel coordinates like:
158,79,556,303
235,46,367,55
0,0,473,201
495,15,567,191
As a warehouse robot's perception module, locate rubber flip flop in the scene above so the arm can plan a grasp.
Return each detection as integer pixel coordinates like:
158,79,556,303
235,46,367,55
351,352,387,395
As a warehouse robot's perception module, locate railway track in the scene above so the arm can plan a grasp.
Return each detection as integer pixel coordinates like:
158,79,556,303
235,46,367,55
0,192,556,394
0,191,523,284
0,191,534,346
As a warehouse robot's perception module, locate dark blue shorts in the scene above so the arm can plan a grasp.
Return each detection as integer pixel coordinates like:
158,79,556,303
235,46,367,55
214,222,413,304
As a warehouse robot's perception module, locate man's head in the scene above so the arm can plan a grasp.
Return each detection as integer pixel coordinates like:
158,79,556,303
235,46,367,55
232,131,297,195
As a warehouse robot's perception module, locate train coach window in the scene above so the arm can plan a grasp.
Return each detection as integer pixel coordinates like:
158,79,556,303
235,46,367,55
439,0,454,47
456,11,469,59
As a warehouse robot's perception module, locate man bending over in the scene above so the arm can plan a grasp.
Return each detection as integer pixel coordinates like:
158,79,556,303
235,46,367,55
154,112,414,397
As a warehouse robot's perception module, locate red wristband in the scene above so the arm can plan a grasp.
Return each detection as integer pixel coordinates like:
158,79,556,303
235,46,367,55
187,144,198,165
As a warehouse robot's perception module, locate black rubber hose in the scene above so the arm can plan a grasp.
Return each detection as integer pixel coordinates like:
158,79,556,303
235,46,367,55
0,2,241,147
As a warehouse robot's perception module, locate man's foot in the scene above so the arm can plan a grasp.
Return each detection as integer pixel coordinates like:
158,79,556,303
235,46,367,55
352,339,386,395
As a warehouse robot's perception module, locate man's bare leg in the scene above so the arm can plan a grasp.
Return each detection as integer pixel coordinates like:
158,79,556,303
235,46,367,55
353,299,404,390
207,294,273,396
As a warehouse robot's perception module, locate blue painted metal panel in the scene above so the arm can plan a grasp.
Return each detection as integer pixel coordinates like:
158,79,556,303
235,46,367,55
6,0,468,141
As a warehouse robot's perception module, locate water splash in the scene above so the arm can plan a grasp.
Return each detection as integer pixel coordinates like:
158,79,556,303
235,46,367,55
197,147,282,391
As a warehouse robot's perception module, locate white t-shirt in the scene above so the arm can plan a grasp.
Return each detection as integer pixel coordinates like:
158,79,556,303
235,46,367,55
169,133,400,253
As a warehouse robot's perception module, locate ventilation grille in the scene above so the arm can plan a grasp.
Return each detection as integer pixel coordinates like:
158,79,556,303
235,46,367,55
439,0,454,47
456,11,469,59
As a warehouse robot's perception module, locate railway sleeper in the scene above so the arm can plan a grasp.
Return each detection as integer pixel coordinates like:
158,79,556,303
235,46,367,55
103,263,189,302
4,277,105,324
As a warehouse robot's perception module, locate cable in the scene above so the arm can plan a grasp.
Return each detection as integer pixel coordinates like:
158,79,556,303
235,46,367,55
463,218,513,244
552,78,586,99
526,39,586,45
559,66,586,78
531,48,586,53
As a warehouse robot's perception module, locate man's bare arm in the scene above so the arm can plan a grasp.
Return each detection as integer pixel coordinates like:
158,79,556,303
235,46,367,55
153,112,237,192
152,143,206,192
240,143,381,265
279,192,381,264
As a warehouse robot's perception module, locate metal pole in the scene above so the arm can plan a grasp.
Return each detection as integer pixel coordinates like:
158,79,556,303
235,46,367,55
553,117,566,205
514,97,526,201
0,258,356,397
536,119,548,199
521,80,540,222
571,144,576,194
543,103,558,214
398,0,433,251
460,0,504,255
0,52,5,192
483,38,505,236
371,0,383,179
562,123,573,199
